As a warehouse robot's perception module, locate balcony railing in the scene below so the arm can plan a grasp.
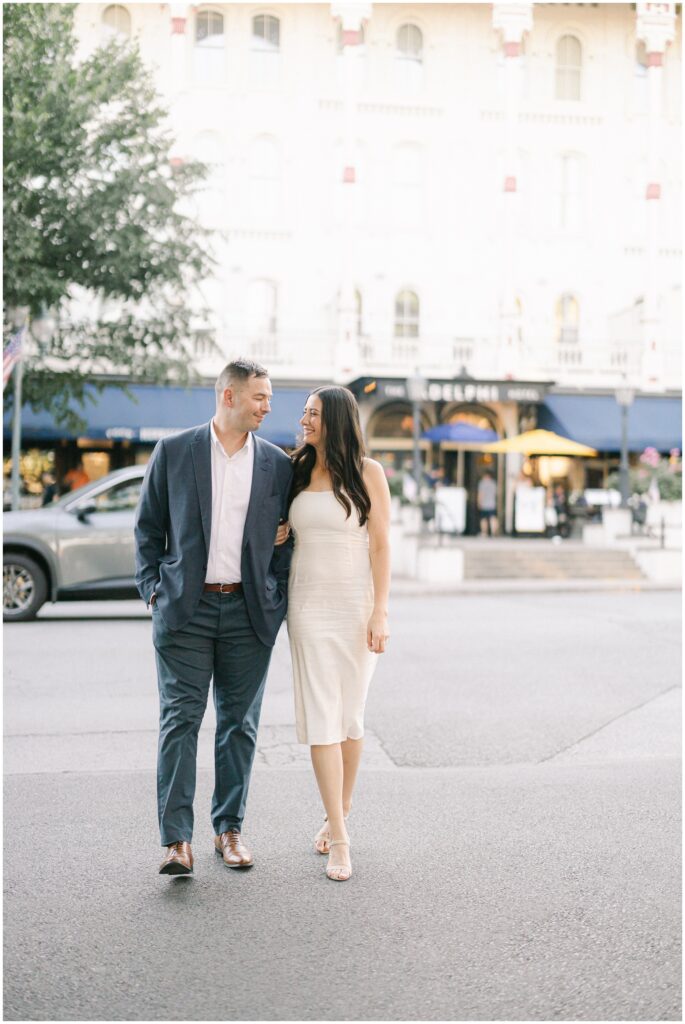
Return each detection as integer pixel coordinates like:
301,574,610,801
189,328,679,391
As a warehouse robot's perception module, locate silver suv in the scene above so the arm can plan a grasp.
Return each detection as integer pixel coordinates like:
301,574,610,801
3,465,145,621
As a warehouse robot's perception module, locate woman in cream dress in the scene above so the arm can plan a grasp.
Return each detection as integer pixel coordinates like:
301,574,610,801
287,386,391,882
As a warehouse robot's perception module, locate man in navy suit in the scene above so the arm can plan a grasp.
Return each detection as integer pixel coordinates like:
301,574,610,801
135,359,293,875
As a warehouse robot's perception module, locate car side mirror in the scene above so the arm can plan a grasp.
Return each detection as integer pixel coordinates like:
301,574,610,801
75,502,97,522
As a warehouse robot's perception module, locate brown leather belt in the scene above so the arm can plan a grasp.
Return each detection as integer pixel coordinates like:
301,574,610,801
204,582,243,594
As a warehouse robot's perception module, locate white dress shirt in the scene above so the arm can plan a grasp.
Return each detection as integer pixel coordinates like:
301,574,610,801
205,422,255,584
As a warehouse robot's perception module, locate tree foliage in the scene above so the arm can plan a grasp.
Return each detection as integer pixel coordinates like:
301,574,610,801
3,3,214,429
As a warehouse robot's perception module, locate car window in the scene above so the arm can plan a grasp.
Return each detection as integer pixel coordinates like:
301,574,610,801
91,479,142,513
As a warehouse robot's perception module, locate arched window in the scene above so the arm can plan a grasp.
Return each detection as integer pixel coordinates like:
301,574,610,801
392,144,423,227
555,34,582,101
102,5,131,39
396,23,423,89
247,280,278,338
560,153,582,230
248,136,281,223
555,294,579,344
252,14,280,52
397,23,423,62
194,10,225,84
394,290,420,338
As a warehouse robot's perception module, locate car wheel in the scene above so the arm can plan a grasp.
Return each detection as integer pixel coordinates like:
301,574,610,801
3,553,48,621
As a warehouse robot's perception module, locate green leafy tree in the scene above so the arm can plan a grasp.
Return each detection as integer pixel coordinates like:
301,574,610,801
3,3,214,430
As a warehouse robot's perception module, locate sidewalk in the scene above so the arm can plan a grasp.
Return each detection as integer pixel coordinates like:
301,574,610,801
391,576,681,597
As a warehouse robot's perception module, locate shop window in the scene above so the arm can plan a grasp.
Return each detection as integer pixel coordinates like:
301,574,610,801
555,34,582,101
394,289,420,338
102,5,131,40
194,9,225,85
370,403,428,438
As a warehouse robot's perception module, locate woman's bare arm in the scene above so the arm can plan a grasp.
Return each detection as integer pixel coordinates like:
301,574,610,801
364,458,392,653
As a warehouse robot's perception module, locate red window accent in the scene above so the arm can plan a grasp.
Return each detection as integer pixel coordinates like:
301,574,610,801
504,41,521,58
647,51,664,67
646,183,661,200
342,29,361,47
504,176,517,193
171,17,187,34
343,166,356,184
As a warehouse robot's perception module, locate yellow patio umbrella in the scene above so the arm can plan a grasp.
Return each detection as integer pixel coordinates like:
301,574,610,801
481,429,598,457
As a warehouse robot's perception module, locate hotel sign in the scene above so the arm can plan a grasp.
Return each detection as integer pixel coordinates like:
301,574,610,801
376,380,548,404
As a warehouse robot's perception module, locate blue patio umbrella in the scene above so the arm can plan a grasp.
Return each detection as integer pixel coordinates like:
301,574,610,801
422,422,499,444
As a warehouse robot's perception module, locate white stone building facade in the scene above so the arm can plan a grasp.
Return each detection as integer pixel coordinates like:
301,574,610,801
74,1,682,395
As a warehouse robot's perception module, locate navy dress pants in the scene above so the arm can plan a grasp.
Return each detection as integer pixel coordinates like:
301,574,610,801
152,591,272,846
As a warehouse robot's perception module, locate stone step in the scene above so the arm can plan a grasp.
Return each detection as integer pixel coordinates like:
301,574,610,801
462,547,644,580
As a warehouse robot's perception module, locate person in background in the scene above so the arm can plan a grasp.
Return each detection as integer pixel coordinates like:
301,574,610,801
477,470,498,536
553,483,570,539
64,460,90,491
41,471,58,506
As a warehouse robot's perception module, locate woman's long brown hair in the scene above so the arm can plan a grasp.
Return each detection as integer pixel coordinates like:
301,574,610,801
289,385,371,526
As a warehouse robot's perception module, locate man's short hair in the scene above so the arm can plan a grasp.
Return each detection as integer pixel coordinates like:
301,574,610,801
215,358,268,399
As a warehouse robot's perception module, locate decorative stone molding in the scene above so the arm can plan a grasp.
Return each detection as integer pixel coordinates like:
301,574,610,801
492,3,533,46
169,3,188,35
331,2,372,35
636,2,676,55
481,111,604,127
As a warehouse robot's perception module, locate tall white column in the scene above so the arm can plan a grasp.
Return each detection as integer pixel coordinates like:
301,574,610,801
636,3,675,391
492,4,532,380
331,3,371,383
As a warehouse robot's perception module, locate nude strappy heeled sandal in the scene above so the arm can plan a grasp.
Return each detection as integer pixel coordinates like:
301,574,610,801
326,839,352,882
314,813,349,855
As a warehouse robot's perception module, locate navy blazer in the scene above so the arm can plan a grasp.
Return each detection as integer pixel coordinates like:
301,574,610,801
134,422,294,646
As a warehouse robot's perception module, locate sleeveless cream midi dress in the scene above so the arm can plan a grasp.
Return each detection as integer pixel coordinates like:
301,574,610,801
287,490,377,745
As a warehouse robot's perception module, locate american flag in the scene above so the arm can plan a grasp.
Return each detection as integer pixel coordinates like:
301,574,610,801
3,327,25,390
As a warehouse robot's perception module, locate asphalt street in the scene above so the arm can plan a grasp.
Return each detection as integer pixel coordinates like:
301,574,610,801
4,591,682,1021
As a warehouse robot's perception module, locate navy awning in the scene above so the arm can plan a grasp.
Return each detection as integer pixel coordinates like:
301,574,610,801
538,394,682,453
3,383,309,448
422,422,499,443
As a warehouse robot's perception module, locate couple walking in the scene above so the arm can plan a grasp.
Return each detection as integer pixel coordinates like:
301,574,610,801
134,359,391,882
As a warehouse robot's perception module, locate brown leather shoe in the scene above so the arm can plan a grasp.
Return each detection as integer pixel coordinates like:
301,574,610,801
214,831,254,869
159,841,193,875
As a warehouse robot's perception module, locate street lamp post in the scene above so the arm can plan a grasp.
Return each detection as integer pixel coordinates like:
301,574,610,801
406,371,426,504
615,383,635,509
